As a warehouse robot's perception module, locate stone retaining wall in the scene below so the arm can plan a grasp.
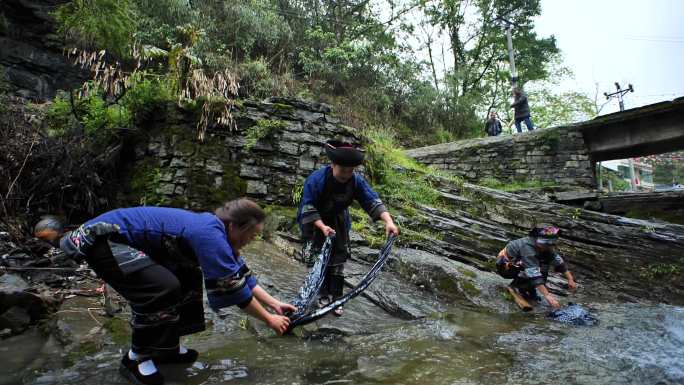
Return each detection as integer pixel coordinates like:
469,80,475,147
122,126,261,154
405,127,595,188
126,97,359,210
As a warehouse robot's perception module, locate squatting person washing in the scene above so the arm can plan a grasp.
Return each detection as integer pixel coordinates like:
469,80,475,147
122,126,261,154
34,199,295,385
296,140,399,316
495,225,577,309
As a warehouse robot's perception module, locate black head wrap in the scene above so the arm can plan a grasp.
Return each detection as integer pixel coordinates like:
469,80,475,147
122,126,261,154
325,140,365,167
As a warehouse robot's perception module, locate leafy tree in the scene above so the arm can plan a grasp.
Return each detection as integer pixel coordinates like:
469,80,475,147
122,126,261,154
528,89,594,129
419,0,559,136
651,153,684,186
53,0,136,58
525,58,595,129
48,0,575,147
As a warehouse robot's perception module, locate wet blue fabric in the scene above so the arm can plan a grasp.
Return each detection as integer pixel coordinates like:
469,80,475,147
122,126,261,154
288,236,334,321
287,235,397,331
548,303,598,326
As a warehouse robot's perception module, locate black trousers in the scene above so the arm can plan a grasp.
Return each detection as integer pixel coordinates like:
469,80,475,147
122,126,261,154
510,273,548,296
301,213,349,299
86,239,205,359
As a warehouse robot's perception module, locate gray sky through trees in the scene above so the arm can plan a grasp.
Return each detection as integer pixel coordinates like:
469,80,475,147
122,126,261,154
389,0,684,115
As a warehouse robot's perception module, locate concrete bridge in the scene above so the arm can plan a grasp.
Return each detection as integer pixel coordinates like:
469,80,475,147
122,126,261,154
581,98,684,162
406,98,684,188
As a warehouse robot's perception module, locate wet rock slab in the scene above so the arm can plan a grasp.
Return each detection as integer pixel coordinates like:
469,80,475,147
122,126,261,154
0,274,59,337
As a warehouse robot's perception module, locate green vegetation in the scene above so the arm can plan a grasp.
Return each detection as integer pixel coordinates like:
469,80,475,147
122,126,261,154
238,58,300,99
458,268,477,279
483,258,498,272
599,166,630,192
0,12,8,36
244,119,287,150
538,128,561,151
558,207,583,220
262,205,299,239
291,179,304,206
53,0,136,58
103,316,130,345
350,205,386,248
364,128,445,207
130,165,169,206
44,90,133,141
460,280,481,296
65,340,101,367
120,73,173,121
44,73,174,141
639,259,684,280
652,152,684,186
399,227,444,244
528,58,595,129
48,0,580,147
337,127,474,248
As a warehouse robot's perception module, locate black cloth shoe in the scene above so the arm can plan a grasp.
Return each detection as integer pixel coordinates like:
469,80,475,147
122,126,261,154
155,348,199,365
119,353,164,385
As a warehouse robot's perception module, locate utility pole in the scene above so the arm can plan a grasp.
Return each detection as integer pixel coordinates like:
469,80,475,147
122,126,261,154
496,17,519,87
604,82,635,191
505,24,517,87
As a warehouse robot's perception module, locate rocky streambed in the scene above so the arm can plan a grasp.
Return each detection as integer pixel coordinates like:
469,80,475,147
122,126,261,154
1,235,683,385
2,168,684,385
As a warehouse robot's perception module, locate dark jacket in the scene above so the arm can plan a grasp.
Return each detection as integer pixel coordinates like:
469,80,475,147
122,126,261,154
484,118,502,136
511,92,531,120
504,237,567,286
297,165,386,232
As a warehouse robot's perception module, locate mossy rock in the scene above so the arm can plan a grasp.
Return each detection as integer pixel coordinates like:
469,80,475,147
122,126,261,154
169,163,246,210
460,280,481,296
125,158,168,206
65,339,103,367
539,129,561,151
433,275,462,295
262,205,299,239
458,268,477,279
625,208,684,225
103,316,130,345
272,103,295,112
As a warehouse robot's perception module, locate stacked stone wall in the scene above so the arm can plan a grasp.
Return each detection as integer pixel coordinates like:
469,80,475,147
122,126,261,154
127,97,359,210
405,127,595,188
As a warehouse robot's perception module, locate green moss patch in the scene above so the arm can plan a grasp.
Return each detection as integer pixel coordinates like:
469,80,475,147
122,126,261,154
103,316,130,345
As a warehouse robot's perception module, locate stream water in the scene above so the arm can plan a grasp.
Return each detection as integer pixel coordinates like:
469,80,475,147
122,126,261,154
1,241,682,385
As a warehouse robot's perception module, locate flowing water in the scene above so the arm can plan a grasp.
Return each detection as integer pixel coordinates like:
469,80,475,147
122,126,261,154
1,241,682,385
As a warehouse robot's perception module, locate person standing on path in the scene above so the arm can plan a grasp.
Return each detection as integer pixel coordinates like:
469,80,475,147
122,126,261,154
484,111,503,137
511,87,534,133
